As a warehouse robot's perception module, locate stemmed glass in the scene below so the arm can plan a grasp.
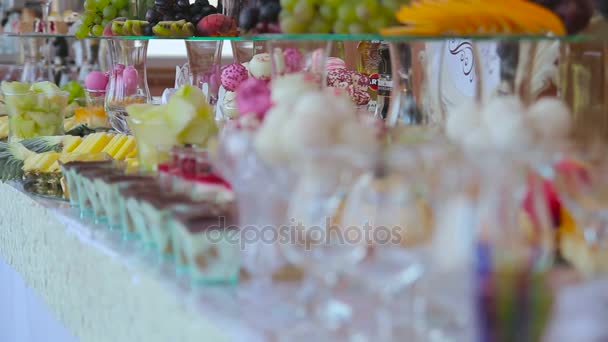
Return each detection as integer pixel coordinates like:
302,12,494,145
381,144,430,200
212,128,290,317
340,147,430,340
280,146,371,333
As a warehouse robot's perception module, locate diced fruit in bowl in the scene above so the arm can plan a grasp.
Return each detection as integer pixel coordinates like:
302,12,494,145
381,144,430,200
126,85,218,171
1,81,68,141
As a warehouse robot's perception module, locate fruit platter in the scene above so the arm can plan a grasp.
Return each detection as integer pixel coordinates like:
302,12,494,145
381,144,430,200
0,0,608,341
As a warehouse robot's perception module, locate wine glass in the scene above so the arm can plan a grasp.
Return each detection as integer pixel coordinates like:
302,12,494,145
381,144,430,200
279,145,371,332
339,146,433,340
212,129,291,313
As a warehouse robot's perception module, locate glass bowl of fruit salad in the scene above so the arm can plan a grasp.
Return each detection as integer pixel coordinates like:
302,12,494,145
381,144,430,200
1,81,68,142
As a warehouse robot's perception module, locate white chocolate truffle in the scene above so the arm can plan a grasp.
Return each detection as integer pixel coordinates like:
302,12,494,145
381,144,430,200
527,97,571,141
248,53,273,81
461,127,493,150
481,96,532,150
280,92,337,158
254,102,292,163
271,73,319,106
445,100,483,145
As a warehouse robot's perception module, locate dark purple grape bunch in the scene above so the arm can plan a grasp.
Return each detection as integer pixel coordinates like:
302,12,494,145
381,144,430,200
238,0,281,34
533,0,594,34
595,0,608,18
189,0,219,26
145,0,218,28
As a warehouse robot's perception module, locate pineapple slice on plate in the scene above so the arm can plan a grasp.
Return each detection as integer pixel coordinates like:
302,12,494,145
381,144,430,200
114,136,136,160
22,151,60,173
102,135,129,158
0,116,8,141
72,133,113,154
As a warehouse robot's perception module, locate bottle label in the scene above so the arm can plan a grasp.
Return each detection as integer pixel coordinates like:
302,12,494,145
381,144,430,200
378,79,393,88
377,77,392,96
369,73,379,91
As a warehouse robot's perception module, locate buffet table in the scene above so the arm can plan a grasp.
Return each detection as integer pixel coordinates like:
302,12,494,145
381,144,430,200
0,183,266,342
1,182,608,342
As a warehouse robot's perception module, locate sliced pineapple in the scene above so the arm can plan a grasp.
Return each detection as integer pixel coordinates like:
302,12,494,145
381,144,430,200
87,133,113,153
22,153,44,172
0,116,8,140
102,135,128,158
62,136,82,153
38,152,61,172
126,146,137,158
23,151,60,172
72,133,113,154
114,136,136,160
58,152,112,164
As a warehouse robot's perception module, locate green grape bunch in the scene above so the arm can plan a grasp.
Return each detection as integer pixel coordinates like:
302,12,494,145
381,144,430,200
279,0,408,34
75,0,131,38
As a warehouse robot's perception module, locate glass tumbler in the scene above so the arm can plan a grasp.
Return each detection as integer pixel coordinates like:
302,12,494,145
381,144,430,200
3,89,67,142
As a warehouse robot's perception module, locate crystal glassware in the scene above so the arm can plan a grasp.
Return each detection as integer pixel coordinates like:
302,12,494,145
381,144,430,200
185,41,224,111
18,38,53,82
105,39,151,133
267,39,331,86
222,0,247,22
127,114,179,172
280,146,371,332
339,147,435,339
2,88,67,142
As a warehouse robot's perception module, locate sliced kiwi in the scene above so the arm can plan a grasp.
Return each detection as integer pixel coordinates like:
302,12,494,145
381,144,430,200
152,21,172,36
123,20,134,35
111,21,125,36
182,22,195,36
130,20,150,36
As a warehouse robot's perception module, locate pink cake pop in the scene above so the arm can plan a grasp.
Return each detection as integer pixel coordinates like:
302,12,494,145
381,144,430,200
221,63,249,91
325,57,346,72
84,71,109,91
235,78,272,119
283,48,304,73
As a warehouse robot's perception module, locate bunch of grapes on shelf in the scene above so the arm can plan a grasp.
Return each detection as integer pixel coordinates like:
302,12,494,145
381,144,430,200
279,0,405,34
143,0,236,36
76,0,130,38
239,0,282,34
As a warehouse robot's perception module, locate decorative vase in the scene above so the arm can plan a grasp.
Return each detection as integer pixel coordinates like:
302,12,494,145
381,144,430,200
105,38,151,133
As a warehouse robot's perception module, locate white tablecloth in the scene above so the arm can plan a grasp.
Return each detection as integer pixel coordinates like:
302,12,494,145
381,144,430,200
0,257,77,342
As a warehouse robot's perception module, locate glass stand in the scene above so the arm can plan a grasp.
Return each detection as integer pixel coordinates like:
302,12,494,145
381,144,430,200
105,38,151,134
185,41,224,111
19,37,53,82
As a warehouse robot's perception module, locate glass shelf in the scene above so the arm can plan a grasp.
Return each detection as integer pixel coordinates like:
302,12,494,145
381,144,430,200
2,32,607,42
